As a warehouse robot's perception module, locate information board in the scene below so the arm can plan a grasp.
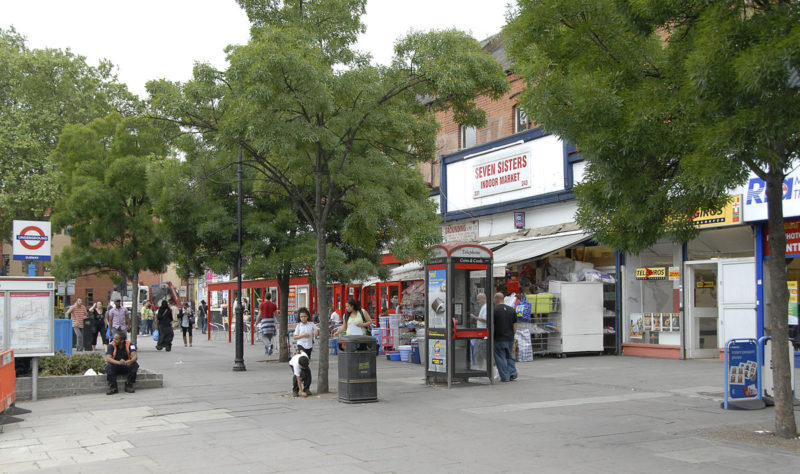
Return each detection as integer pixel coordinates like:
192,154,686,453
0,277,55,357
10,292,51,353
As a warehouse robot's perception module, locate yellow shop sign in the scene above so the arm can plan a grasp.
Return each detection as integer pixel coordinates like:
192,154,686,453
636,267,667,280
692,195,742,228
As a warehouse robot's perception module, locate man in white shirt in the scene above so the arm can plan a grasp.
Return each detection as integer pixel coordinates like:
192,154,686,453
469,293,488,369
330,307,341,331
470,293,487,328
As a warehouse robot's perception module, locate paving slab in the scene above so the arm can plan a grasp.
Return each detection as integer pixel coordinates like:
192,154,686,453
3,337,799,472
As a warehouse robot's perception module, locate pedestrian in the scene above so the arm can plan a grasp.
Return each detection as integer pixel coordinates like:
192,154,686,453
469,293,488,369
86,301,109,351
258,293,277,324
288,350,312,397
108,299,130,333
335,299,373,337
155,300,175,352
493,292,518,382
141,302,155,335
293,307,319,359
197,300,209,334
169,301,181,330
179,302,194,347
329,306,341,334
257,298,277,356
104,329,138,395
65,298,87,352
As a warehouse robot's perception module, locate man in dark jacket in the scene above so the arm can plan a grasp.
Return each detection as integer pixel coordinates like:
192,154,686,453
493,292,518,382
105,330,138,394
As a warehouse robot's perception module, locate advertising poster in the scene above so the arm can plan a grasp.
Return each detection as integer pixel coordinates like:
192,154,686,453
9,292,51,354
643,313,653,331
428,338,446,372
660,313,671,332
427,268,447,329
671,313,681,331
726,340,758,399
789,281,798,325
630,313,643,339
288,286,297,313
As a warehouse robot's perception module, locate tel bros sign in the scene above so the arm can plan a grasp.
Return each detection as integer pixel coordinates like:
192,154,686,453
12,220,52,261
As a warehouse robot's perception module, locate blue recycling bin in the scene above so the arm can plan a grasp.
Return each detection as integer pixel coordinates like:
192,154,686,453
54,319,73,355
411,344,420,364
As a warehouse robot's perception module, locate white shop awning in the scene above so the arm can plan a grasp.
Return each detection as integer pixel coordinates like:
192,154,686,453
390,261,424,282
492,232,591,277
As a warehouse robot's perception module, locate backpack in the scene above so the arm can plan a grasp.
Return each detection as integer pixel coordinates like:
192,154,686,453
111,341,132,360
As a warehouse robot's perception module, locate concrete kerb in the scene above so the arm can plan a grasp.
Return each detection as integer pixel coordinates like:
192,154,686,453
14,369,163,401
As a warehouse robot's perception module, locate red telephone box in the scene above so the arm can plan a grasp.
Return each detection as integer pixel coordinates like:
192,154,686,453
425,242,493,387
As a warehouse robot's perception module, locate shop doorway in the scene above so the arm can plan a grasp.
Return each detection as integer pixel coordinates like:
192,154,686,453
718,258,756,343
684,258,756,359
685,261,719,359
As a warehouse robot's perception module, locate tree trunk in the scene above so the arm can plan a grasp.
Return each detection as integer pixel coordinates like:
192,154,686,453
764,167,798,438
278,271,291,362
316,230,330,394
131,271,139,346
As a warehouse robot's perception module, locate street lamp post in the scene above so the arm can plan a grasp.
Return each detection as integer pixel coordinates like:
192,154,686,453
233,145,246,372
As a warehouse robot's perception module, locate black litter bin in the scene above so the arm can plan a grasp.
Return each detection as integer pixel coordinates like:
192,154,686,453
338,335,378,403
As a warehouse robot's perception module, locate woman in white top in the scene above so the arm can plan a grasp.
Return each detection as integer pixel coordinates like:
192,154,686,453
335,299,373,337
293,307,319,359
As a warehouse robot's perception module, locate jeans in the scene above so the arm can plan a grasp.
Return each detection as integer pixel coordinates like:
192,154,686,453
73,327,84,351
143,319,154,335
493,340,517,382
201,318,207,332
262,334,273,354
105,361,139,387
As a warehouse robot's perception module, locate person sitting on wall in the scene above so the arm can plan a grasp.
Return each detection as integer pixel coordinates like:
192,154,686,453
105,329,139,395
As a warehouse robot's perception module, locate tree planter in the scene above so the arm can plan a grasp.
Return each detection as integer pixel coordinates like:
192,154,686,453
14,369,162,401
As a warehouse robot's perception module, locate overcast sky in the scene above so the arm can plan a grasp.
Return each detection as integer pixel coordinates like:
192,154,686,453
2,0,510,97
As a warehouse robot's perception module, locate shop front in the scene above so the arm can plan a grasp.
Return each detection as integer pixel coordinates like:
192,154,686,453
621,195,756,359
439,127,625,358
744,169,800,358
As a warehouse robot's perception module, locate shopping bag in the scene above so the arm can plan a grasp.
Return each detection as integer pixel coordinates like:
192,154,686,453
152,329,160,341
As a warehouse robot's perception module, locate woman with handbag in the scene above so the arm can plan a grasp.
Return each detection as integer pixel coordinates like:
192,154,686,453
86,301,109,351
335,299,373,337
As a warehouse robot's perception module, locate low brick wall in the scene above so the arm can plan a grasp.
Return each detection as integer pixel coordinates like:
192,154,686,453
15,370,163,401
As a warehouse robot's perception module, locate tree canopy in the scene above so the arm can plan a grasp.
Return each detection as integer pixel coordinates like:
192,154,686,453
0,27,136,243
148,0,508,392
50,113,172,344
506,0,800,438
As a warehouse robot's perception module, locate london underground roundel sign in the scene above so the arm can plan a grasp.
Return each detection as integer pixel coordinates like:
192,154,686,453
12,220,52,261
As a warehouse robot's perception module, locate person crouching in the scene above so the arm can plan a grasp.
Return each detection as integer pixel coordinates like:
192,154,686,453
105,329,139,395
289,350,311,397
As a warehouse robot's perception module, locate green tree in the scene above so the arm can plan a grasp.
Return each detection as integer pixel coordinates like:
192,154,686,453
506,0,800,437
150,144,314,362
148,0,508,392
0,27,136,247
50,113,172,345
152,138,393,362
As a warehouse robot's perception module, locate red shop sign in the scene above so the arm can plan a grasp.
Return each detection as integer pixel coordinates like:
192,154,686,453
764,218,800,257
